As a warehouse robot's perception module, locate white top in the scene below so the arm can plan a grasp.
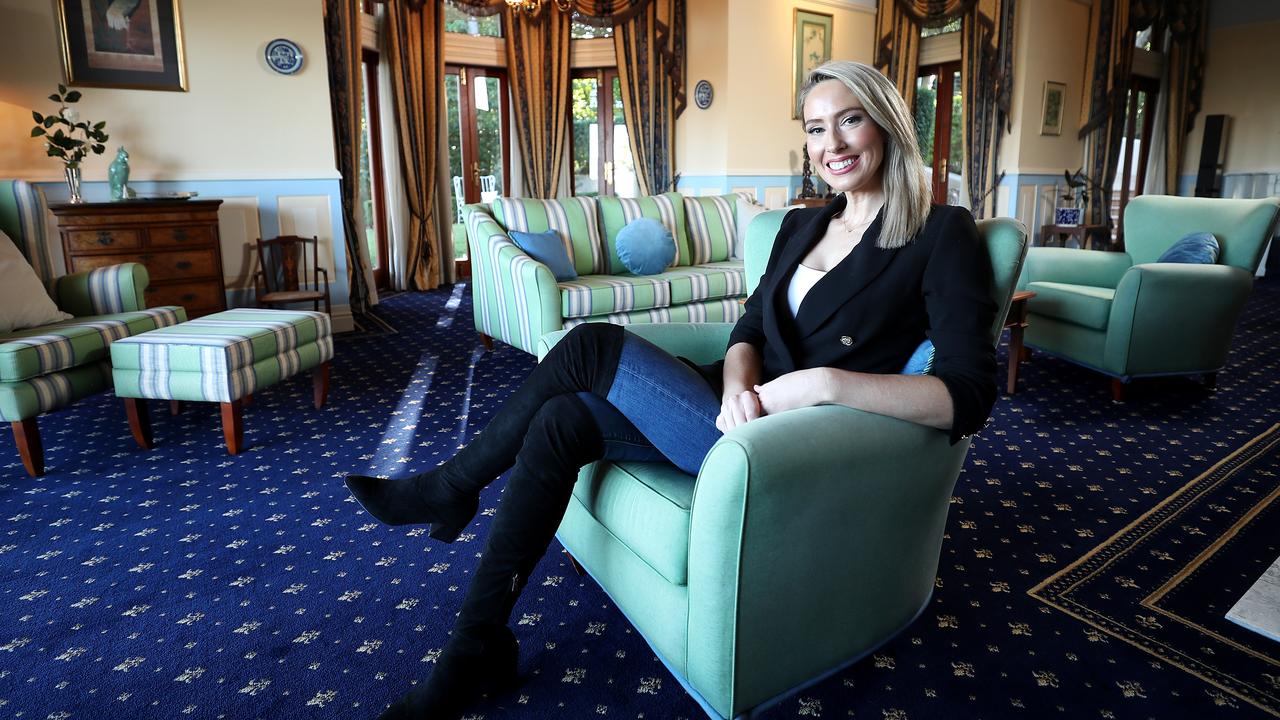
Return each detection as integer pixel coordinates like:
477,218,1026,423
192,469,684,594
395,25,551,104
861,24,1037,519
787,264,827,318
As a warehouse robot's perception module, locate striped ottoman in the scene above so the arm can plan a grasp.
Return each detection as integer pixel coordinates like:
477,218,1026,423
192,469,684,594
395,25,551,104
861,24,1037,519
110,309,333,454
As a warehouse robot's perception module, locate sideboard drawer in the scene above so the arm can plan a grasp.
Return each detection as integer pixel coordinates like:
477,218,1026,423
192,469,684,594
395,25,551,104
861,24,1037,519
65,229,142,252
144,249,220,281
70,253,147,273
150,225,216,247
144,280,225,310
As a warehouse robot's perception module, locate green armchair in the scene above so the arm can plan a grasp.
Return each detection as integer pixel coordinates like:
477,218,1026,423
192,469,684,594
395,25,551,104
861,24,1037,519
1,180,185,476
1018,195,1280,400
537,210,1028,718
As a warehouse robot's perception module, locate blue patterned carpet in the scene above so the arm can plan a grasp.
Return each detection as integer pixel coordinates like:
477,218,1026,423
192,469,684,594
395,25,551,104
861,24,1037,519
2,279,1278,719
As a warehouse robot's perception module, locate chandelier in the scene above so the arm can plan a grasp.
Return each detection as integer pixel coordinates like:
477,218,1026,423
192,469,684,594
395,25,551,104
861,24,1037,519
505,0,572,13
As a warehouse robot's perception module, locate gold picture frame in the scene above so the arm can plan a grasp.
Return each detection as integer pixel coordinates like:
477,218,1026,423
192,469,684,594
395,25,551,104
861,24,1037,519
1040,81,1066,136
793,9,833,120
53,0,188,91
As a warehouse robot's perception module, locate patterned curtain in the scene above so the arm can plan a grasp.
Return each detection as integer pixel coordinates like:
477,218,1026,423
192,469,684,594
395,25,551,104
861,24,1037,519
505,5,573,198
1079,0,1138,229
874,0,1015,218
322,0,377,311
384,0,452,290
613,0,686,195
961,0,1016,218
1161,0,1208,193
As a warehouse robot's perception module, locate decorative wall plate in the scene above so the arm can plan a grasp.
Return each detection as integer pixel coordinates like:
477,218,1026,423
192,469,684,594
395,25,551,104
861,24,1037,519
694,79,713,110
265,38,304,75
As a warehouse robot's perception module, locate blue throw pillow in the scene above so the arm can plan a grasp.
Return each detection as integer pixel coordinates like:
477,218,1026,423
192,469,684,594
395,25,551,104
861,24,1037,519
901,339,935,375
616,218,676,275
510,229,577,281
1157,231,1219,264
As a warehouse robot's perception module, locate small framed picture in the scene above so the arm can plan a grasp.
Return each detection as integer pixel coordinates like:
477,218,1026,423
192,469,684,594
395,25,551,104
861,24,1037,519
53,0,188,91
793,9,833,120
1040,81,1066,136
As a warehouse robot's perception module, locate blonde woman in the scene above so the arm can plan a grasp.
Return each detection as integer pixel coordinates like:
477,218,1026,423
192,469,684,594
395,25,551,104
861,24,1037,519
347,59,996,719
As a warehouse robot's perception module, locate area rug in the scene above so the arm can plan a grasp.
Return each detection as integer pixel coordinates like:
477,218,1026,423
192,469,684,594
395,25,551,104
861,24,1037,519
1031,423,1280,716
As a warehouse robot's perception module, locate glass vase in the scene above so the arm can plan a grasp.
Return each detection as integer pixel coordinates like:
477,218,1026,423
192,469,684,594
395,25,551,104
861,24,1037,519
64,165,83,204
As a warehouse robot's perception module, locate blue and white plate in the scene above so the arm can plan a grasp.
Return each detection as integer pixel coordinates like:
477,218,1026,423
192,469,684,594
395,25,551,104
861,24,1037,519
265,38,304,75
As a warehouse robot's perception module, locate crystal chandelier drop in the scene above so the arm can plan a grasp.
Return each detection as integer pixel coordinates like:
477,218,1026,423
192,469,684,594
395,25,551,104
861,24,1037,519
505,0,573,14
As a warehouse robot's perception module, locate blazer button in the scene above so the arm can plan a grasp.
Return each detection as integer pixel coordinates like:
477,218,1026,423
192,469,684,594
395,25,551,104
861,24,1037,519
840,335,853,346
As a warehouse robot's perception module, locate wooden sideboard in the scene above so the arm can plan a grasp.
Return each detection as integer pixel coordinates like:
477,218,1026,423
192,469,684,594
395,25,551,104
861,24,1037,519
48,199,227,318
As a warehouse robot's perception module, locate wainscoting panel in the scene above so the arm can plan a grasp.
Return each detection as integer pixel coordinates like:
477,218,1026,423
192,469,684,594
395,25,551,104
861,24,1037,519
216,196,263,295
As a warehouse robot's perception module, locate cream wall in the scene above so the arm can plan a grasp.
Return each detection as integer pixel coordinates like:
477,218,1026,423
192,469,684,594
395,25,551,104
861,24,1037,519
1000,0,1091,176
678,0,876,182
1179,19,1280,178
0,0,337,182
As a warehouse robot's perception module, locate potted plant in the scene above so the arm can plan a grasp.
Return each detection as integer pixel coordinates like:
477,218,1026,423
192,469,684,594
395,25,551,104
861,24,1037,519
31,85,109,204
1055,168,1103,226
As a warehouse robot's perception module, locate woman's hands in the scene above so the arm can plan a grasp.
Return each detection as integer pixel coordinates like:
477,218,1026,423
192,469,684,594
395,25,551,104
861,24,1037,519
717,368,833,431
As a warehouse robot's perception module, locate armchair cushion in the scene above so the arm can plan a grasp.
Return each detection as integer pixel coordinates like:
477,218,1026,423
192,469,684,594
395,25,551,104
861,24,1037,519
0,229,70,333
509,229,577,282
682,194,737,264
616,218,676,275
1026,281,1115,330
1157,231,1219,264
0,306,184,383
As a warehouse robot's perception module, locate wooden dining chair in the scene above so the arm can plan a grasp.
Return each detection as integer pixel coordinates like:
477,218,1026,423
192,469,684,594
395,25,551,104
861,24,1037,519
252,235,331,315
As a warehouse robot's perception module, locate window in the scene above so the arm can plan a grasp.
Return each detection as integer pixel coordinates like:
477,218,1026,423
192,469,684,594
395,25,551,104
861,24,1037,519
1114,75,1159,236
571,70,635,197
445,4,502,36
914,62,965,206
445,66,510,221
358,7,389,289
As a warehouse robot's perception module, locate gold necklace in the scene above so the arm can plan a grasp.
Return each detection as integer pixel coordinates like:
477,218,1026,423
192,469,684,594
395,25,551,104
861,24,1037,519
837,213,874,234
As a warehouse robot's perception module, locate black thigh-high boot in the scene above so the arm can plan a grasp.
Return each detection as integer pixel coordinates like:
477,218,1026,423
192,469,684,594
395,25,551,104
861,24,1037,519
346,322,625,541
377,394,605,720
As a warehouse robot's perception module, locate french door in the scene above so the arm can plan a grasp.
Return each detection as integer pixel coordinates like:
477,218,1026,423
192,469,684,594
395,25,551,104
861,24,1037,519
1114,75,1160,247
445,66,511,218
571,69,636,197
914,61,964,205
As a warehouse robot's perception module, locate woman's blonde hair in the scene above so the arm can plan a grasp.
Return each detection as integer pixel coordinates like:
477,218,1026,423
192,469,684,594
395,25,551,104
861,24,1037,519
799,60,932,249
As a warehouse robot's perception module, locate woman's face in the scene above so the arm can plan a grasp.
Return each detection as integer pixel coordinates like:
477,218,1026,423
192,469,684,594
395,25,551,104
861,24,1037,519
803,80,886,196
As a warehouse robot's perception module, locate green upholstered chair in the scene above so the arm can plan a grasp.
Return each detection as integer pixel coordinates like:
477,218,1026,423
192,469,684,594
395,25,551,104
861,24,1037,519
0,180,184,476
537,210,1029,719
1018,195,1280,400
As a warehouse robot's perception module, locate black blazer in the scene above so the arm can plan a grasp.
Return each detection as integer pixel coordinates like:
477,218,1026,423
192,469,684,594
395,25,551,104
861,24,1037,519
702,195,997,443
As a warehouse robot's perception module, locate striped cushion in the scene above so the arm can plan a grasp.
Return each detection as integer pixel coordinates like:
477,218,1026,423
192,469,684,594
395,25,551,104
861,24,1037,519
0,361,112,423
598,193,691,272
492,196,606,276
660,261,747,305
562,297,744,330
558,275,673,320
0,306,185,383
682,194,742,264
110,309,333,403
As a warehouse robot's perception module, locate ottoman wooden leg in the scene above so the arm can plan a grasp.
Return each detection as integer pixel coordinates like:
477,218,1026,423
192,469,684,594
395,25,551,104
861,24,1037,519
12,418,44,477
169,400,181,416
124,398,154,450
221,399,245,455
313,361,330,409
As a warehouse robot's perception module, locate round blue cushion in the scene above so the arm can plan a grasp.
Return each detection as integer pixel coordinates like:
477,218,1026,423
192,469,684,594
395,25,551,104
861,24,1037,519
1157,231,1219,264
616,218,675,275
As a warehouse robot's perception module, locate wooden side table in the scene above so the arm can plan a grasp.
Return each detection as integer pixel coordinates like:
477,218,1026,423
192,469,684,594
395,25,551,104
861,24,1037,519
49,199,227,318
789,197,830,209
1004,290,1035,394
1039,223,1111,250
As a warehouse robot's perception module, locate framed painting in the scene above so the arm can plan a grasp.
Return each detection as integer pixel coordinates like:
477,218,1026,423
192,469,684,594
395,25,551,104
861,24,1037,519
53,0,188,91
1040,81,1066,136
793,9,833,119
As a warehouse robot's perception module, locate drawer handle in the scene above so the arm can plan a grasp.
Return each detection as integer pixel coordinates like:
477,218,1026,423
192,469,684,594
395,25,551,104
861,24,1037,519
172,229,188,242
181,293,196,302
96,232,114,246
176,261,193,270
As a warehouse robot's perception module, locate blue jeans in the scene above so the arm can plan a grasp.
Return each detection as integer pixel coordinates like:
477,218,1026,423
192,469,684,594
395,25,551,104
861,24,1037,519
575,332,723,475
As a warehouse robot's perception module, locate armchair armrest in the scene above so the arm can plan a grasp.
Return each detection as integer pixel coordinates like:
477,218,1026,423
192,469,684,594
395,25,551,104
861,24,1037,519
463,204,561,353
1105,262,1254,375
54,262,150,316
538,322,734,365
685,404,971,716
1020,246,1132,290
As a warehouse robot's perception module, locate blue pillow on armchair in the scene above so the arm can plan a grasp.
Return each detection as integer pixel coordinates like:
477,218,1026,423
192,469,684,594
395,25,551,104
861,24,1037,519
510,229,577,281
1157,231,1219,264
616,218,676,275
901,339,935,375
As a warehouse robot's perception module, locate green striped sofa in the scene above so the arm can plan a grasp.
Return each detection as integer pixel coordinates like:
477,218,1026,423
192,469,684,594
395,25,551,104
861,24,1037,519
464,192,752,354
1,180,185,476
